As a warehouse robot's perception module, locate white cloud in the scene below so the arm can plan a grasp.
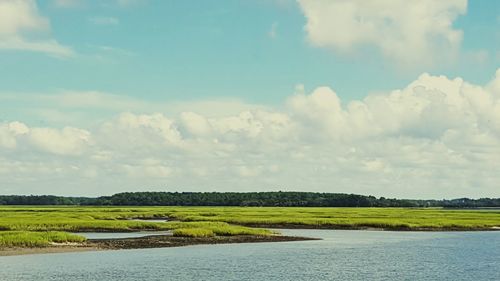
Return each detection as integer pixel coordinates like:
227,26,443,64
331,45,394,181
0,122,29,149
27,127,92,156
298,0,467,67
0,0,48,34
2,69,500,198
179,112,212,137
0,0,73,57
102,112,183,147
0,122,91,155
0,37,73,57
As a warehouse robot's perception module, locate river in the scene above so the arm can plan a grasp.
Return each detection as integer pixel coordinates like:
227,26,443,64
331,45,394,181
1,229,499,281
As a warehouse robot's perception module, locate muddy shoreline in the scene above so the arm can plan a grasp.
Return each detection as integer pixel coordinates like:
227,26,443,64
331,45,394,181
89,234,318,250
0,234,319,256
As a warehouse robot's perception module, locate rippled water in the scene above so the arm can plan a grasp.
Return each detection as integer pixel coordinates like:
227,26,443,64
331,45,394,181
1,230,499,281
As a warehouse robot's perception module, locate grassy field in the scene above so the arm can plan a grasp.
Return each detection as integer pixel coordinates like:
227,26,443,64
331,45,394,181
0,206,499,247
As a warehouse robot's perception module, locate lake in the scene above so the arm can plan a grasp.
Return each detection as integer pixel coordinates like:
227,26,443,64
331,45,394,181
1,229,499,281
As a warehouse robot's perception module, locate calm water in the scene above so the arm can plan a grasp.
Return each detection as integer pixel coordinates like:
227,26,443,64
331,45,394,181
75,231,171,239
1,229,499,281
128,219,169,223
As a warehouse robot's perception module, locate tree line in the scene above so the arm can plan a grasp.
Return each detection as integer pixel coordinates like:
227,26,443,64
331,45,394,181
0,192,499,208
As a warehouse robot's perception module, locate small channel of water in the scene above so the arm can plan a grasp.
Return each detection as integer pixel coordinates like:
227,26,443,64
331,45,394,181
75,231,171,240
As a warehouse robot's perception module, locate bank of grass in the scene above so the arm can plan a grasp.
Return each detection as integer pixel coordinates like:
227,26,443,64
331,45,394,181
0,231,86,248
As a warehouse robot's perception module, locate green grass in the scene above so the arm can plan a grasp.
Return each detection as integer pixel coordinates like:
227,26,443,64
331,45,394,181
163,207,500,230
0,231,86,248
0,207,276,243
164,221,273,236
173,228,215,238
0,206,499,247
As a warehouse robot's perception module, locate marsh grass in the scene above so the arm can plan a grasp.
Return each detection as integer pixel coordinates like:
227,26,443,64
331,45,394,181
164,207,500,230
0,231,86,248
0,207,276,243
0,206,498,244
165,221,273,237
173,228,215,238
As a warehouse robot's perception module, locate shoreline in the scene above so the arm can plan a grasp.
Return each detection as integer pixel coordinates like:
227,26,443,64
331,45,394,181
0,234,319,257
89,234,319,250
0,246,100,256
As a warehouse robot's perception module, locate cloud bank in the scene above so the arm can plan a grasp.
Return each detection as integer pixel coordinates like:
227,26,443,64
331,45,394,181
1,70,500,198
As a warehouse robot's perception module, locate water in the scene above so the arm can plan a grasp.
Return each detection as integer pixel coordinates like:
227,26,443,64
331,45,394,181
128,219,168,223
1,230,499,281
75,231,171,239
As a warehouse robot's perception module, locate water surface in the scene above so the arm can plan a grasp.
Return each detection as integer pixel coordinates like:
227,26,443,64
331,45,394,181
1,230,499,281
129,219,168,223
75,231,171,239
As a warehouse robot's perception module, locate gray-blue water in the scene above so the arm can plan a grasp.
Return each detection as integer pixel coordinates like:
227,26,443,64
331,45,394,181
1,229,499,281
75,231,171,239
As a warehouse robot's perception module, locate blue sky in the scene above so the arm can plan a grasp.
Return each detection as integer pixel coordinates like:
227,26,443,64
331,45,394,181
1,0,498,106
0,0,499,197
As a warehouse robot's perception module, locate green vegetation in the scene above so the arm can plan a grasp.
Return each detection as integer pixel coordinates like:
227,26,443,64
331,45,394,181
0,207,275,246
0,207,272,234
167,207,500,230
173,228,215,238
0,231,86,248
165,221,273,236
2,192,500,207
0,206,499,248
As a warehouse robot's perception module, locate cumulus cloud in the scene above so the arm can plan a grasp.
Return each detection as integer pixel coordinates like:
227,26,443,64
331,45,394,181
0,122,29,149
2,69,500,198
0,123,91,155
0,0,73,57
179,112,212,137
27,127,92,156
298,0,467,67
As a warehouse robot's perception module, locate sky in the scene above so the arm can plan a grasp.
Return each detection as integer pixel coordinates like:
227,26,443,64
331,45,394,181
0,0,499,198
